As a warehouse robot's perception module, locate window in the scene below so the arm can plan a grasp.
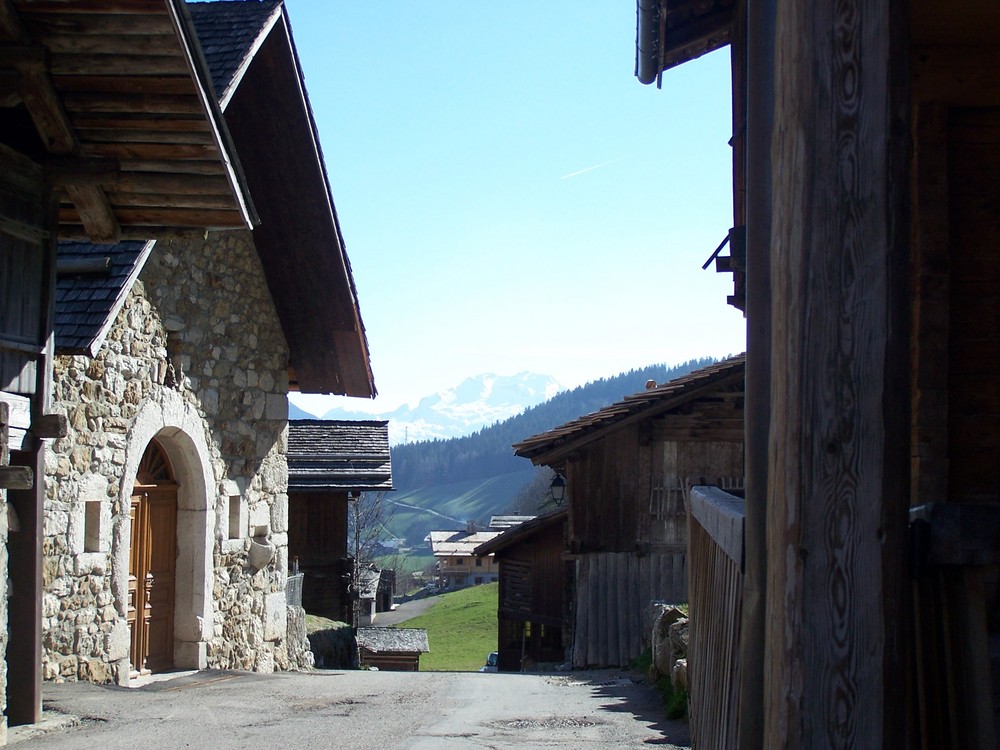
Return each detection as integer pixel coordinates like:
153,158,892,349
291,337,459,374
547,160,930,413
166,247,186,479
84,500,103,552
475,558,482,567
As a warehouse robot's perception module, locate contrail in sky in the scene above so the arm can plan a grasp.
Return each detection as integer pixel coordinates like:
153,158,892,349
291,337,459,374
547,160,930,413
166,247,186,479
560,157,626,180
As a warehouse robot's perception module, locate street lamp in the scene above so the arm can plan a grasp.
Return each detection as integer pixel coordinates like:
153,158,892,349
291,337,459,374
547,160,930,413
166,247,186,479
549,472,567,506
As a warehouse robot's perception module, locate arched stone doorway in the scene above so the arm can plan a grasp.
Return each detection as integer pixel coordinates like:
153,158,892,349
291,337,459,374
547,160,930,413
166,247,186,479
129,440,177,676
117,391,215,675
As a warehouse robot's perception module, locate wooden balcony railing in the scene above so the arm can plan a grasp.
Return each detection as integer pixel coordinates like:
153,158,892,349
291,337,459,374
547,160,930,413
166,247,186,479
688,485,745,750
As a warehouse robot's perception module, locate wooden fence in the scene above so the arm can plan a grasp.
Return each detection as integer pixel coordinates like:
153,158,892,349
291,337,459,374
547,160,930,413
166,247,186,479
688,485,745,750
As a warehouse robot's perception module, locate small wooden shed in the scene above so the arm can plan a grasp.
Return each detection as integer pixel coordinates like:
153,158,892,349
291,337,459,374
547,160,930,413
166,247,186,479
287,420,392,622
514,355,744,667
475,509,569,672
356,627,429,672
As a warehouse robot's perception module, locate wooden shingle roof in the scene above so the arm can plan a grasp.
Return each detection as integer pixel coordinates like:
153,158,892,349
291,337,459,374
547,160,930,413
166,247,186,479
3,0,255,241
54,240,154,355
356,627,429,655
513,354,745,464
287,420,393,493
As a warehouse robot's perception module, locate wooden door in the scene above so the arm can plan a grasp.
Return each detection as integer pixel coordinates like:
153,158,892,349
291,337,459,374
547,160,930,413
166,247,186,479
128,442,177,676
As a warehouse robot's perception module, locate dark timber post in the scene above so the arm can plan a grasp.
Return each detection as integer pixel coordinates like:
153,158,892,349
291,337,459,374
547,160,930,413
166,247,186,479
762,1,910,746
740,0,773,746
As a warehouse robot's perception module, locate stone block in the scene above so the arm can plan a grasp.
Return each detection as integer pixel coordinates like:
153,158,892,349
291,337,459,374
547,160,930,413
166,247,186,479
105,620,130,661
263,592,286,642
270,495,288,533
651,606,687,680
265,393,287,421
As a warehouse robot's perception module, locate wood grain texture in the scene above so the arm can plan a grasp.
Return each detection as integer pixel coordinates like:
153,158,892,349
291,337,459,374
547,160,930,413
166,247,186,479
765,0,904,746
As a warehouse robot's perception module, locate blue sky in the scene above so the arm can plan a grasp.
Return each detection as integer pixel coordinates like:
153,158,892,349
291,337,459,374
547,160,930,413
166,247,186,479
284,2,745,415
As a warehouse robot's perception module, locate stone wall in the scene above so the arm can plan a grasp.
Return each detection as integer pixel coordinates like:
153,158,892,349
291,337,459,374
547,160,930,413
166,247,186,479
43,231,299,683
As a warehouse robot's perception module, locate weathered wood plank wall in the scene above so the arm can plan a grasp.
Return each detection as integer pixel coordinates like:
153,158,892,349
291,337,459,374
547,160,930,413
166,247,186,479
572,550,686,668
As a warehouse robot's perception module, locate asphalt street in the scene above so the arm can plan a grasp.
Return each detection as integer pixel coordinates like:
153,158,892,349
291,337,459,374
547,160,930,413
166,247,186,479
9,668,691,749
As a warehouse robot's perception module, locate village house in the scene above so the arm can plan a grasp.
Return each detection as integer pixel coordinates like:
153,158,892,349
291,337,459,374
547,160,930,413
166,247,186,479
512,355,744,668
635,1,1000,746
0,0,267,735
287,420,393,625
428,527,502,589
38,0,376,689
474,509,569,672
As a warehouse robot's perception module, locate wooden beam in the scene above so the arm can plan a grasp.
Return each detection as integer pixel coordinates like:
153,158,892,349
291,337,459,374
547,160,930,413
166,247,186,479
52,73,195,95
62,92,203,115
30,413,67,440
80,141,219,161
14,52,78,154
41,32,185,57
64,183,120,242
51,53,190,76
0,465,33,490
26,11,175,36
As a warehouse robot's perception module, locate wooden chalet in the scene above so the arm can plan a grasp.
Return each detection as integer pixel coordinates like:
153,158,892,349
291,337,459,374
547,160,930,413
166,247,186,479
0,0,255,733
287,420,392,623
514,355,744,668
355,627,429,672
475,509,569,672
636,0,1000,747
427,528,502,589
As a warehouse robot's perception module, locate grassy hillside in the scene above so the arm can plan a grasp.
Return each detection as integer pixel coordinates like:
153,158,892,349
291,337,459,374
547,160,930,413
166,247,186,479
385,467,536,545
395,583,499,671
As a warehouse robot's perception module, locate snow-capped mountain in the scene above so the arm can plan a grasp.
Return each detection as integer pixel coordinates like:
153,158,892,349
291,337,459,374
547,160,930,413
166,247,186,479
319,372,563,445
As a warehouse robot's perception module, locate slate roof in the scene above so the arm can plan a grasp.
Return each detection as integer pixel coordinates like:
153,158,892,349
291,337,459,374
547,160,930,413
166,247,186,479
356,627,429,655
55,241,155,356
287,420,393,493
427,530,503,557
187,0,283,106
513,354,746,463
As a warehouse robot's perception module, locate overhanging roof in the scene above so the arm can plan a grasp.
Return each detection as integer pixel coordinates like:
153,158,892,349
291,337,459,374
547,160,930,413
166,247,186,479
287,420,393,493
475,509,567,557
514,354,745,465
635,0,735,86
190,0,375,396
3,0,256,241
55,239,154,355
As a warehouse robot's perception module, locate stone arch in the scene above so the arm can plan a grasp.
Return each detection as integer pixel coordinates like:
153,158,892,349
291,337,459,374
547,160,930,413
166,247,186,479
115,389,216,671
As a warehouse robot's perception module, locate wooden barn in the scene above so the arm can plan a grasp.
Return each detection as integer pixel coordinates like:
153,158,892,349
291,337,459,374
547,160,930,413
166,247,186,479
475,509,569,672
287,420,393,623
356,627,429,672
0,0,256,733
636,0,1000,746
514,355,744,668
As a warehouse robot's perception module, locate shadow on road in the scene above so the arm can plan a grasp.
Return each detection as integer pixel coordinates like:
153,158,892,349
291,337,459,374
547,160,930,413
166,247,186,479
576,672,692,748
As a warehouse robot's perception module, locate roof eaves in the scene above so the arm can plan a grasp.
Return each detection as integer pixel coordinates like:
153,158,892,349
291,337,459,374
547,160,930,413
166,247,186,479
169,0,258,229
514,355,746,465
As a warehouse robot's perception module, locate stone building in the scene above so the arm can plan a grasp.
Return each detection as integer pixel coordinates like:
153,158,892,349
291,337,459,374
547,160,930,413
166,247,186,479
38,0,375,685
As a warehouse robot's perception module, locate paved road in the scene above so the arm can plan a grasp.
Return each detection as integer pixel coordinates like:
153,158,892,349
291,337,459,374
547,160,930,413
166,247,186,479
369,594,441,627
10,668,691,749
